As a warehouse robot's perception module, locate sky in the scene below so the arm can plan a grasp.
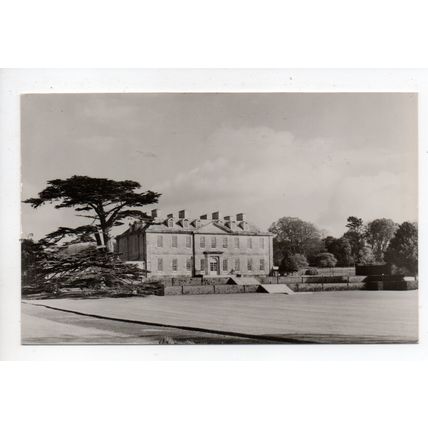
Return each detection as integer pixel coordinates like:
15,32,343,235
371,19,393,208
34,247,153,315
21,93,418,240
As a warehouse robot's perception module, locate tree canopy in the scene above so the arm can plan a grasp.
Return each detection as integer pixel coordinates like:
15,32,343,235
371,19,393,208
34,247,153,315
279,253,308,275
23,175,161,249
269,215,418,272
357,246,376,265
312,252,337,268
385,222,418,275
21,237,145,293
346,216,365,234
365,218,397,262
343,216,367,263
269,217,323,263
324,236,354,267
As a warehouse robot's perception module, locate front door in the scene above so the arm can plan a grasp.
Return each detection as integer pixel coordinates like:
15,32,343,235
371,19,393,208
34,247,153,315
209,256,219,275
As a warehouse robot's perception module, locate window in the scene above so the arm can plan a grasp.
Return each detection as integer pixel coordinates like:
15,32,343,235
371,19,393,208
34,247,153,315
201,259,205,271
172,258,178,271
235,258,240,271
260,237,265,249
234,237,240,248
211,236,216,248
183,219,189,228
157,258,163,271
186,236,191,248
222,259,228,271
167,218,173,228
247,258,253,271
186,258,192,271
172,235,178,247
247,237,252,249
157,235,163,247
200,236,205,248
223,237,228,248
210,258,218,273
260,259,265,271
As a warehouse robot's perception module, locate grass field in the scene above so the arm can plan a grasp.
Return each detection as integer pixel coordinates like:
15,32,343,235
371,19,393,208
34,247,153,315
22,290,418,344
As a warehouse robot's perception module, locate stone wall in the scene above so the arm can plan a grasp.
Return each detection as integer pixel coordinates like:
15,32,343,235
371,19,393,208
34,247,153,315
163,283,259,296
260,275,367,285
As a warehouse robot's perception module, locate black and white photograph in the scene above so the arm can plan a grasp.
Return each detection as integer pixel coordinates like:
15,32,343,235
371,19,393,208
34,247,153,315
3,1,428,427
20,92,418,345
1,1,428,425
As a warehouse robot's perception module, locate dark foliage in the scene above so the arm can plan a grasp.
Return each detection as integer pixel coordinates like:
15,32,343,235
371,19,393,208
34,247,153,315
312,252,338,268
21,238,48,287
269,216,323,263
324,236,354,267
346,216,364,234
23,241,145,293
342,216,367,263
279,253,299,274
278,252,308,275
365,218,397,262
357,246,376,265
23,175,161,248
385,222,418,275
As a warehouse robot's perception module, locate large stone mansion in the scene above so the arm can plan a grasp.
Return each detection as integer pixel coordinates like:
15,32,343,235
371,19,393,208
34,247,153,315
116,209,273,277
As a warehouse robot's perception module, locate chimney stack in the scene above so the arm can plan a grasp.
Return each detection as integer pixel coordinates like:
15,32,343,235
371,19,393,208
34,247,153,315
212,211,221,220
178,209,188,219
167,213,174,219
151,208,162,219
200,214,208,220
236,213,246,221
224,216,231,221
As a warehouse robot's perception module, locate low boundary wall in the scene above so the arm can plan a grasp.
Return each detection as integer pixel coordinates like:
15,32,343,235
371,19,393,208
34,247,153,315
148,275,418,296
260,275,367,285
164,283,259,296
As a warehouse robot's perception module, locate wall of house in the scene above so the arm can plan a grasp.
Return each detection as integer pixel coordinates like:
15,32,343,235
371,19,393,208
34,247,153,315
146,232,194,276
117,232,146,262
117,230,273,277
192,233,271,276
146,232,272,277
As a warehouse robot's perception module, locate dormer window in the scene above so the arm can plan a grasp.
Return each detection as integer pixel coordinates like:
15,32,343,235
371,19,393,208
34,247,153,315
183,219,189,228
227,220,236,230
239,221,248,231
167,218,174,228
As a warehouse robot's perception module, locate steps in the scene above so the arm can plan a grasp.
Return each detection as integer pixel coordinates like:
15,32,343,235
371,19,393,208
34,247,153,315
227,276,262,286
258,283,295,294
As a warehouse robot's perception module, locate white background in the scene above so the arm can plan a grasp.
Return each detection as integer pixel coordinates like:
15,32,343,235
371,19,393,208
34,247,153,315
1,1,428,428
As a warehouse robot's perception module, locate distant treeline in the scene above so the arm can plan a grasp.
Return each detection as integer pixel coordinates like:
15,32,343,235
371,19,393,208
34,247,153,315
268,216,418,276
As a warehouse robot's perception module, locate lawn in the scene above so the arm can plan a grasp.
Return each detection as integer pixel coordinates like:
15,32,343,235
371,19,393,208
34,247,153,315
22,290,418,344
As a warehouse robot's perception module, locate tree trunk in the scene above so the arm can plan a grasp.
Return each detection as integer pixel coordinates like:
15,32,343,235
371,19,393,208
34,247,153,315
98,210,113,253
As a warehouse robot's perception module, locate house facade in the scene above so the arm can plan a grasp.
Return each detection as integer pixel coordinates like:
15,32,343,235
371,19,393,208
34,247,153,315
116,209,273,277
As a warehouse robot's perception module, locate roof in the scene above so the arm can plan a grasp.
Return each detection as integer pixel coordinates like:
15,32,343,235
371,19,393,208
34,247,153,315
117,218,272,238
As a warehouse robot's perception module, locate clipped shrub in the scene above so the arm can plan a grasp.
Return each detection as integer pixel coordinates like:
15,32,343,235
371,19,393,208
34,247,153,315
305,268,319,275
279,253,308,275
312,252,338,268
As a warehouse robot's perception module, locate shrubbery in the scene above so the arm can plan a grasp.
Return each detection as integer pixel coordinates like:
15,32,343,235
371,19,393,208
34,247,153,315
311,252,337,268
279,253,308,275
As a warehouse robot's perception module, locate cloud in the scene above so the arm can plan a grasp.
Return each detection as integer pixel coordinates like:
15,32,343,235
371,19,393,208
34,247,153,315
136,150,158,158
21,93,417,240
150,126,417,235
